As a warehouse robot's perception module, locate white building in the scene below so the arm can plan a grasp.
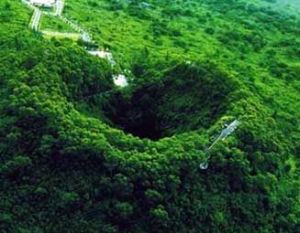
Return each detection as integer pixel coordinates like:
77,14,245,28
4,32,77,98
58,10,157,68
29,0,55,8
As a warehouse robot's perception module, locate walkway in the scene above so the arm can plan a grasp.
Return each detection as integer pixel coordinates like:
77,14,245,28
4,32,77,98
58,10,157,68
199,120,240,170
30,8,42,31
21,0,128,87
55,0,64,16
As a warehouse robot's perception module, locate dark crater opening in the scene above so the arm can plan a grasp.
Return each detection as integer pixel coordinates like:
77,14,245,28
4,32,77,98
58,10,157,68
101,63,238,140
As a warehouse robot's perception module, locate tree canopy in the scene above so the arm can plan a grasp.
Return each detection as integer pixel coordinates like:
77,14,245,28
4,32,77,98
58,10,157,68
0,0,299,232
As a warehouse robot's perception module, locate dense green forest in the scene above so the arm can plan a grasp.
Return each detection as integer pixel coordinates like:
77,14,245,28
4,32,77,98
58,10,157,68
0,0,299,232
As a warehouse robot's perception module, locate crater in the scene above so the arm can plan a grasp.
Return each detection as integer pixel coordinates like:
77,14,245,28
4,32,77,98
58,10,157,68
101,63,238,140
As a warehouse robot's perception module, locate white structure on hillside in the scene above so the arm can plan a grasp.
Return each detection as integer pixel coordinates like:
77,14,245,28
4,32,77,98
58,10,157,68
199,120,240,170
81,32,92,43
29,0,55,8
113,74,128,87
87,50,116,65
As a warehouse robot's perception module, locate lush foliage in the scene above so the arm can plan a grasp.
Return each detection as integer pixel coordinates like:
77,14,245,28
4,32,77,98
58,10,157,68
0,0,299,232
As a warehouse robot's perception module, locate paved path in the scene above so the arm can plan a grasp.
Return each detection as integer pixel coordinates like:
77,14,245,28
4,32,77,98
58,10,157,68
22,0,42,31
41,30,81,40
55,0,64,16
59,16,92,42
22,0,91,42
199,120,240,170
31,8,42,31
21,0,127,87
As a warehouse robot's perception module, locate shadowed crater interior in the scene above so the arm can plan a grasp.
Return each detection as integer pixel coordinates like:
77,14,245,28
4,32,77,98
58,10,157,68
101,63,238,140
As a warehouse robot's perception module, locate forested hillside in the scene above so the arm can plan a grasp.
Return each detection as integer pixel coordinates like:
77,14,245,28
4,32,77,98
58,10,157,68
0,0,299,232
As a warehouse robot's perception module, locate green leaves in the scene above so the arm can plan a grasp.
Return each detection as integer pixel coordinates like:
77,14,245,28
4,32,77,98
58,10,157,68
0,155,32,175
0,0,299,232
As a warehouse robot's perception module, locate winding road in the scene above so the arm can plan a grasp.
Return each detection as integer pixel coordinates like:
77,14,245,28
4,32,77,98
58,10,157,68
22,0,92,42
21,0,127,87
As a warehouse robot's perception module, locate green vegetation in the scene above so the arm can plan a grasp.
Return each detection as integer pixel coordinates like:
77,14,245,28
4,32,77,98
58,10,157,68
40,14,76,33
0,0,299,232
103,62,239,139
